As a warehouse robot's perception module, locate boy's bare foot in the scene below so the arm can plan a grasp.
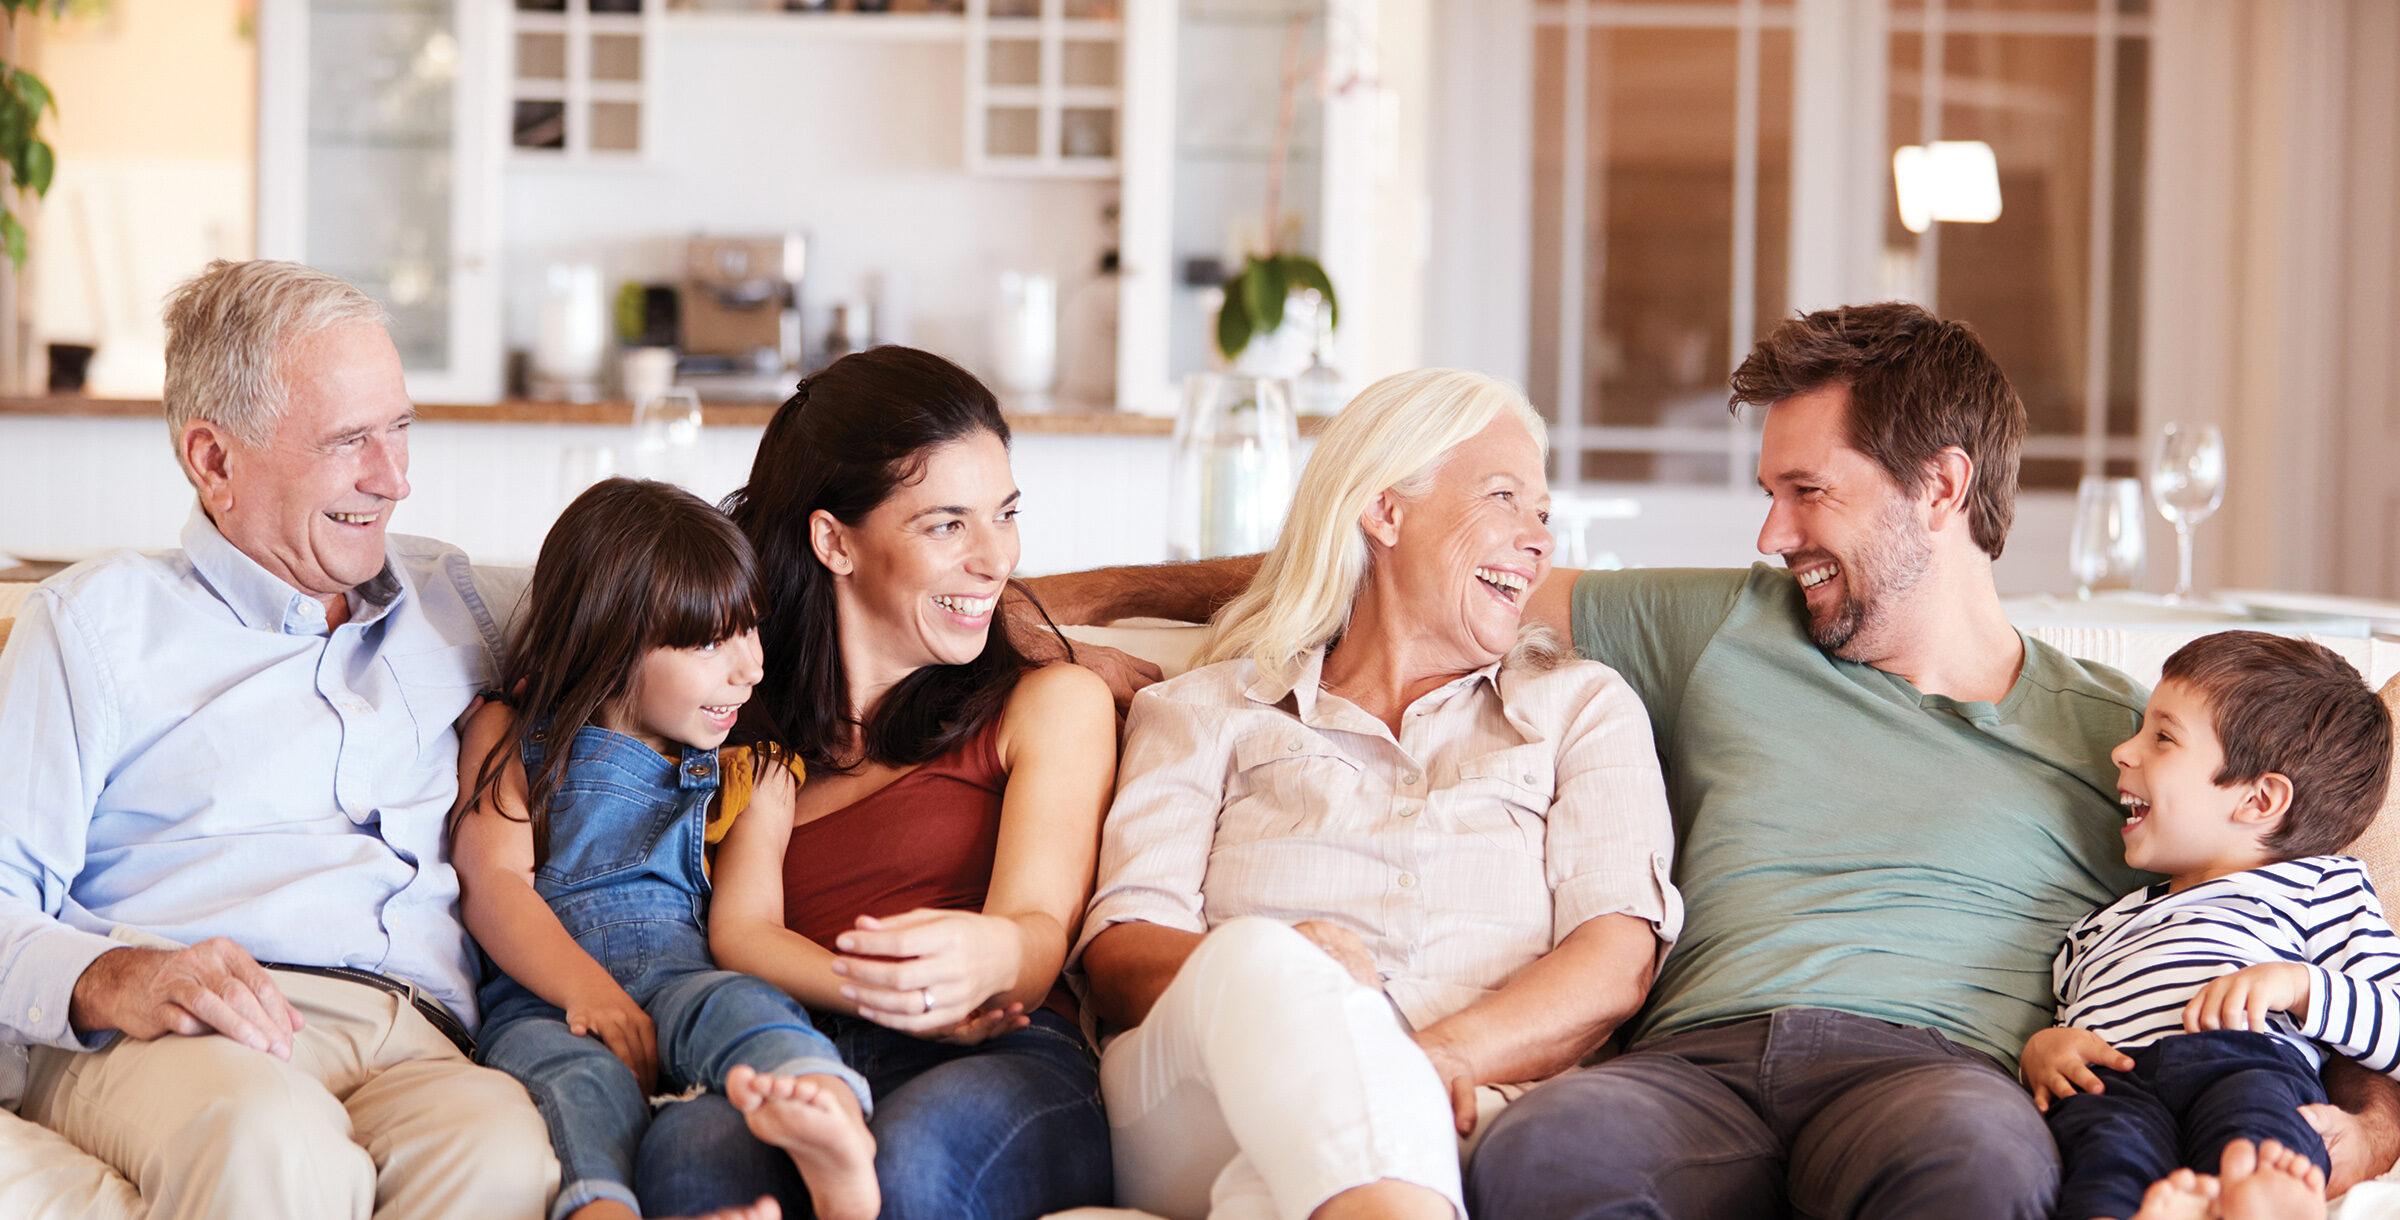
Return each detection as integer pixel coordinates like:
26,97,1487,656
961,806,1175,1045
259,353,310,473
725,1064,879,1220
2128,1167,2219,1220
2218,1139,2328,1220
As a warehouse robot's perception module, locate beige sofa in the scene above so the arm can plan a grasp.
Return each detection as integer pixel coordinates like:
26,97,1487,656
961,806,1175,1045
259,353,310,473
2,580,2399,1218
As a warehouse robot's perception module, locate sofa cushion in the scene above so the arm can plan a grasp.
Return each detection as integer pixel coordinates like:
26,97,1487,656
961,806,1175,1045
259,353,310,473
2343,673,2400,935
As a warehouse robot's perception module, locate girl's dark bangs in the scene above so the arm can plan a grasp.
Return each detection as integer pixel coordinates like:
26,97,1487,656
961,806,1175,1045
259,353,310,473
647,544,761,649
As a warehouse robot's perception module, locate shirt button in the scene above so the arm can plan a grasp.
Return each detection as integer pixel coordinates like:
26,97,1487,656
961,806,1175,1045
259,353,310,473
1522,773,1537,785
1398,873,1417,888
1399,805,1419,819
1402,773,1421,786
1288,738,1305,752
26,1006,40,1024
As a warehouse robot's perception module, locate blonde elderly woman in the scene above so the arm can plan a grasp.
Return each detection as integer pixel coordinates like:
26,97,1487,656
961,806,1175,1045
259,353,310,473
1071,369,1683,1220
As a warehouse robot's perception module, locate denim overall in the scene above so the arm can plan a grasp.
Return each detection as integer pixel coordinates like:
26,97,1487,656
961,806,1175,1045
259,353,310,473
477,725,869,1220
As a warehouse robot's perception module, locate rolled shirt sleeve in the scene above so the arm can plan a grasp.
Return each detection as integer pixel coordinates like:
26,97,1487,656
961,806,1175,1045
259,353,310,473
1070,683,1230,971
1543,668,1683,949
0,590,127,1053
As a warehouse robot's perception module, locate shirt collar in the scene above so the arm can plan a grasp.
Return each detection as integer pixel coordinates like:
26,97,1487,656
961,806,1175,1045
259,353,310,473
181,505,405,636
1242,645,1509,727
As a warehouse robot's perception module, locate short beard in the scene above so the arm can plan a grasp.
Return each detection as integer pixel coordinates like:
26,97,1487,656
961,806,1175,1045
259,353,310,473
1807,498,1933,660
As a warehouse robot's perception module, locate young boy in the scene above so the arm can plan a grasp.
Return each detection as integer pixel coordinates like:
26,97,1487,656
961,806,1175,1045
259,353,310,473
2023,631,2396,1220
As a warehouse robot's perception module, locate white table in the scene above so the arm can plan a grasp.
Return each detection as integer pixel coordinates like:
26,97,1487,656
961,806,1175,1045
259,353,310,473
2003,592,2399,689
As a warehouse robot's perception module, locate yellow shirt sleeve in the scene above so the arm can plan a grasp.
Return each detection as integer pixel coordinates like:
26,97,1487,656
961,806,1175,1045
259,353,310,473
702,746,801,877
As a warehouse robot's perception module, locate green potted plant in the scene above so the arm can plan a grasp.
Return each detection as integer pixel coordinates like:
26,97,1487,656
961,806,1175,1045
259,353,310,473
1212,16,1339,369
0,0,67,268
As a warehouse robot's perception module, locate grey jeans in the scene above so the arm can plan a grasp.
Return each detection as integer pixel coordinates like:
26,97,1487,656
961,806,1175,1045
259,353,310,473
1465,1007,2058,1219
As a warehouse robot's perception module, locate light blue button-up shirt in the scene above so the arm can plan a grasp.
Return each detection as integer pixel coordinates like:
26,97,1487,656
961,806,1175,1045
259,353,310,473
0,508,502,1082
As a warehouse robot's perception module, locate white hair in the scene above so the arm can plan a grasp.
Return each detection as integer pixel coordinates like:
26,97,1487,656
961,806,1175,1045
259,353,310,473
160,259,391,450
1197,368,1562,689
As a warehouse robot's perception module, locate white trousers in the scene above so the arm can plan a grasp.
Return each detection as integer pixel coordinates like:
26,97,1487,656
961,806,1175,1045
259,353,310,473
1101,918,1497,1220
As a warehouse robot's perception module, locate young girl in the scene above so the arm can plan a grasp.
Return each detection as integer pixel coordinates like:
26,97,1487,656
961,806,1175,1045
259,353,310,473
453,478,877,1220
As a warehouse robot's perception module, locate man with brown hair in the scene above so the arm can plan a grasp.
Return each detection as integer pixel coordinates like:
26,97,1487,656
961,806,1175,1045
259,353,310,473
1449,301,2138,1217
1027,303,2400,1216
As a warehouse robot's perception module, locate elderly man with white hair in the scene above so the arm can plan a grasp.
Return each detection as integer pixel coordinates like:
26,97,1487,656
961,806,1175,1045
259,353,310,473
0,259,558,1218
1070,369,1682,1220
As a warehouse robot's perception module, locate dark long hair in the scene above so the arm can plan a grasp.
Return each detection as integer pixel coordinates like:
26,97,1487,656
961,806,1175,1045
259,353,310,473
460,477,768,864
725,345,1051,773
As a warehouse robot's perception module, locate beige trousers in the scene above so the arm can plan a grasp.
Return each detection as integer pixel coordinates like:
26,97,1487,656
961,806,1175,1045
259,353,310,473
22,967,558,1220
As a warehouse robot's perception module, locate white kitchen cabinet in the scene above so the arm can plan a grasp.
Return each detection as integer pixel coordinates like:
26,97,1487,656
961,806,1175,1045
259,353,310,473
965,0,1124,177
250,0,1388,415
258,0,508,403
1114,0,1386,415
508,0,662,160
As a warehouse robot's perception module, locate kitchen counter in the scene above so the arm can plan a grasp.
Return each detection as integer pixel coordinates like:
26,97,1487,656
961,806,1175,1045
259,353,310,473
0,395,1333,437
1,393,1331,571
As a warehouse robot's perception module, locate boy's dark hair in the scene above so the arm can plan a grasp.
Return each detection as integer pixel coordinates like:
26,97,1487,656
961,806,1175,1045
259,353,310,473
2162,630,2394,859
1729,302,2024,560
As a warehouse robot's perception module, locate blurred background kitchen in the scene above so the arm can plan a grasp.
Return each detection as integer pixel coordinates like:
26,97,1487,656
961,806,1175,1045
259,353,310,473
0,0,2394,628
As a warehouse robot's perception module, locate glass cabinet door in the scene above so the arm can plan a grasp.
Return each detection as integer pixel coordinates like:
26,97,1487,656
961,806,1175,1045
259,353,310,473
1114,0,1381,414
259,0,504,402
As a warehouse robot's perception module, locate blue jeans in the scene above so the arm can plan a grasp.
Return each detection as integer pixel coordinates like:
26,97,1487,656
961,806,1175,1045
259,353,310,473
635,1008,1112,1220
2046,1029,2330,1220
479,921,870,1220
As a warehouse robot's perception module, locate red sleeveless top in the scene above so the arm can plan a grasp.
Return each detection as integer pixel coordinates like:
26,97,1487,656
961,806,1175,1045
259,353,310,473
782,717,1076,1021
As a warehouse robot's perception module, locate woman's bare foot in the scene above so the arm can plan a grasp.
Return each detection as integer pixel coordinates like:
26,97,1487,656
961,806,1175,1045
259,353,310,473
2217,1139,2328,1220
725,1064,879,1220
2128,1168,2219,1220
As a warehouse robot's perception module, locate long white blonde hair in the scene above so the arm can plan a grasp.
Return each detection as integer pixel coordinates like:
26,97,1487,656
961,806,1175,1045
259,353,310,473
1197,368,1554,689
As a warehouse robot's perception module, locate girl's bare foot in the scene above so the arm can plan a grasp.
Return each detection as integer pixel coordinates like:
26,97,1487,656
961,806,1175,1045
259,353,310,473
725,1064,879,1220
671,1198,781,1220
567,1202,640,1220
2128,1168,2219,1220
2218,1139,2328,1220
572,1192,780,1220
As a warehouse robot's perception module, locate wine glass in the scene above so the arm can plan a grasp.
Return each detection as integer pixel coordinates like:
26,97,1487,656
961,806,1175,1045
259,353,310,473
629,387,704,490
2148,422,2227,603
2069,476,2147,599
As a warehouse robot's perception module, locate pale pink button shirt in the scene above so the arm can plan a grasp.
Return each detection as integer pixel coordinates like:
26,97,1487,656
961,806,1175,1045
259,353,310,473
1075,645,1683,1031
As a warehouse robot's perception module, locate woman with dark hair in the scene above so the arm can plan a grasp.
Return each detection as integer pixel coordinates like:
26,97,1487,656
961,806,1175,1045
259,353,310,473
635,346,1119,1220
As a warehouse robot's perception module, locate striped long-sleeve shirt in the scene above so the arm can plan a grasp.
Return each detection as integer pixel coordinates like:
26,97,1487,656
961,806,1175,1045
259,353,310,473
2053,855,2400,1073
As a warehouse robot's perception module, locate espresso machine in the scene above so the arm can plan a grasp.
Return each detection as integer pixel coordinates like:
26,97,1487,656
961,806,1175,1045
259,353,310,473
678,233,807,400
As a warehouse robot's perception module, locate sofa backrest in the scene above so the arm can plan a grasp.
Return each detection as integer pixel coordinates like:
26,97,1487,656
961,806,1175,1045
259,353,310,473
7,577,2400,925
2342,674,2400,922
